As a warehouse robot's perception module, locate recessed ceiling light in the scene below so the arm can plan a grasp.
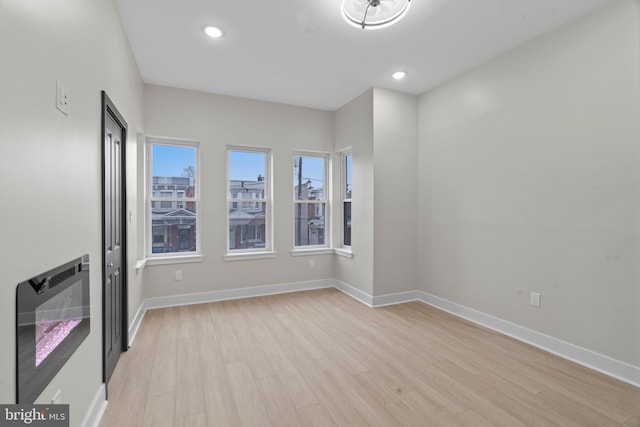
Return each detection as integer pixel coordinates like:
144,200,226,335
392,71,407,80
204,26,223,38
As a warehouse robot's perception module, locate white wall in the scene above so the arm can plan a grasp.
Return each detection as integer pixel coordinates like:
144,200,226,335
142,85,420,301
373,89,419,296
142,85,334,298
418,0,640,367
332,89,419,298
0,0,144,423
333,90,375,295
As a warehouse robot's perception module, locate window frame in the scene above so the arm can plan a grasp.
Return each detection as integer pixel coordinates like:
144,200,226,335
341,150,352,249
226,146,273,259
292,151,329,249
146,137,201,261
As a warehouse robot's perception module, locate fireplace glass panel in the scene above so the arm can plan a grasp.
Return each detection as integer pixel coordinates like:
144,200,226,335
35,280,84,367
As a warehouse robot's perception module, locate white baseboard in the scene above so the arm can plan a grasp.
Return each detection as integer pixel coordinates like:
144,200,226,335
332,279,374,306
81,384,107,427
127,279,335,346
372,290,420,307
415,291,640,388
143,279,334,310
328,284,640,388
128,302,146,347
124,279,640,390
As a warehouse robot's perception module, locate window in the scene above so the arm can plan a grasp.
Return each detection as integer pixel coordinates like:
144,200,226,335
342,151,352,247
228,148,271,252
294,153,327,247
147,139,199,256
159,191,172,209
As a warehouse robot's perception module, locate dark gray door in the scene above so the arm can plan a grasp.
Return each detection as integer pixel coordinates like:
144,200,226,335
102,92,128,391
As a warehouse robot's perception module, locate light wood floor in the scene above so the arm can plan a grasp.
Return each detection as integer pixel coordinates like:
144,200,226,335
99,288,640,427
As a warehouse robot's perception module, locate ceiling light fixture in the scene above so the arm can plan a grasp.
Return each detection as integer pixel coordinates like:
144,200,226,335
341,0,411,30
204,26,223,38
392,71,407,80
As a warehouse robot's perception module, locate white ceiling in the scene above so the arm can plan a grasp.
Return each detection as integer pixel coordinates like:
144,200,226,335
115,0,611,111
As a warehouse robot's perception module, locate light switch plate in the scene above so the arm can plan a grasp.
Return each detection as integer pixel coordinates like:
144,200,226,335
56,79,69,115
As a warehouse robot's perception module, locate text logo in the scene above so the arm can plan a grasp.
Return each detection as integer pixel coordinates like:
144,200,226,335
0,405,68,427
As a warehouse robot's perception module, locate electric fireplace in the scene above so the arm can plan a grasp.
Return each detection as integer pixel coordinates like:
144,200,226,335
16,255,90,403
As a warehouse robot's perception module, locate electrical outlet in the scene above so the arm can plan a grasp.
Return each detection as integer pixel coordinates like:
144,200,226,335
308,259,315,269
530,292,541,308
175,270,182,281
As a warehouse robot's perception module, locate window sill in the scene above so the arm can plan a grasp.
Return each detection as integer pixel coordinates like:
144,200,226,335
145,254,205,266
135,258,148,273
224,251,277,262
334,248,353,259
290,248,334,257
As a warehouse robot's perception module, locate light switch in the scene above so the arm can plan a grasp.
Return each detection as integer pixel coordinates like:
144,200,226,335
56,79,69,115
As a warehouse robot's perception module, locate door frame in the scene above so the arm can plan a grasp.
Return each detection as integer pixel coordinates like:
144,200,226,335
101,91,129,389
